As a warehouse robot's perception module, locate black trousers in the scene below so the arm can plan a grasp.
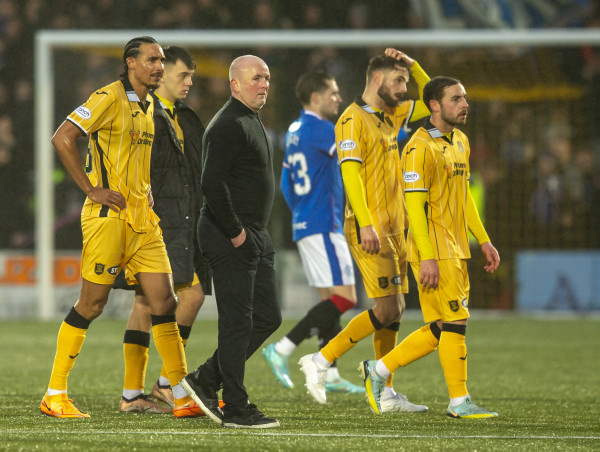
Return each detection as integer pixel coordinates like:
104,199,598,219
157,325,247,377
197,215,281,411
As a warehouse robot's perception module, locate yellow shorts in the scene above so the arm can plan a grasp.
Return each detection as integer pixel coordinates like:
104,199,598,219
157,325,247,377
174,272,200,292
350,234,408,298
410,258,470,323
81,216,171,285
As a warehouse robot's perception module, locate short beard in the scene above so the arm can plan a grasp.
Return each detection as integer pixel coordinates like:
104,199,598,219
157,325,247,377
377,85,401,108
441,112,466,127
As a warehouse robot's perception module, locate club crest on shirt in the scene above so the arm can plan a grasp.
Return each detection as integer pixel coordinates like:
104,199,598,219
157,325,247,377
94,263,105,275
449,300,459,312
378,277,389,289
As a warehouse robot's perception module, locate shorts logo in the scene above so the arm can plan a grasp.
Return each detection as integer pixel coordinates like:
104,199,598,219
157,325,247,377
461,298,468,309
74,106,91,119
344,264,353,278
107,266,119,276
378,277,389,289
391,275,402,285
449,300,459,312
403,171,420,183
94,263,105,275
338,139,356,151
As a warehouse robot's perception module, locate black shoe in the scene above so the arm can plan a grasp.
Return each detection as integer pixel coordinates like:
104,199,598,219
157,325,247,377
179,369,223,424
222,403,280,429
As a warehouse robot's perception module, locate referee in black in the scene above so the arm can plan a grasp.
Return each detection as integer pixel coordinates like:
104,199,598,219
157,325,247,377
180,55,281,429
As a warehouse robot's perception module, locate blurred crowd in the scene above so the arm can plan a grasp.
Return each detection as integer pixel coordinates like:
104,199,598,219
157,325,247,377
0,0,599,255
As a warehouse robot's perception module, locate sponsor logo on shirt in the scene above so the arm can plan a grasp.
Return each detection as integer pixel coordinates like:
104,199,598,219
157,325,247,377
381,138,398,152
129,130,154,146
74,106,91,119
338,139,356,151
403,171,420,183
292,222,307,230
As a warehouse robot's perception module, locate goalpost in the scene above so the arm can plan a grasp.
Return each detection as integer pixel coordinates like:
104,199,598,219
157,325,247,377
34,28,600,318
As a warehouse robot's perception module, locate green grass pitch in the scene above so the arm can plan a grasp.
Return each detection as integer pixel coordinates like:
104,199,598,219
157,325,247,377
1,314,599,451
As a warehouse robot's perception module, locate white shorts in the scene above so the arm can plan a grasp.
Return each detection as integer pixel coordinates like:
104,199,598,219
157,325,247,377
297,232,355,288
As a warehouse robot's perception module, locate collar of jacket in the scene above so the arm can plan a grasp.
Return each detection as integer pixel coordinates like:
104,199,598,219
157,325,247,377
151,92,184,154
228,96,261,117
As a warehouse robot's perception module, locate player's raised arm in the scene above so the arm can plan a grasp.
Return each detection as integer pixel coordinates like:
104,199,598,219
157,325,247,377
384,48,431,122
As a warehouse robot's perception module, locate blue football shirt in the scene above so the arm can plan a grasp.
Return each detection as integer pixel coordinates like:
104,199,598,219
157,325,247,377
280,110,344,241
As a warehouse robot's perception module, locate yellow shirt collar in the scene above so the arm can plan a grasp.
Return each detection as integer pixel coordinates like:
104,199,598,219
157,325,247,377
155,93,174,115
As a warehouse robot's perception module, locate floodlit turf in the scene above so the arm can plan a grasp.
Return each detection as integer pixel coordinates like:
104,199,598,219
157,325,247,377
1,314,599,451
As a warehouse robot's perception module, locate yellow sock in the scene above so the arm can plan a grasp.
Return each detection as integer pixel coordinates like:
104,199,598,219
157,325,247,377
321,310,377,364
48,321,87,391
160,337,187,380
438,330,468,398
152,320,187,387
373,325,398,387
382,324,440,374
123,343,149,391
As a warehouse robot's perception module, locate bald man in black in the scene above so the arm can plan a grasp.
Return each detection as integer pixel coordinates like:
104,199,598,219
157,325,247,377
180,55,281,429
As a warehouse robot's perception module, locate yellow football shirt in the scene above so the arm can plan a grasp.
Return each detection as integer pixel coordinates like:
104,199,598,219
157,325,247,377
401,120,472,261
67,78,158,232
335,99,414,243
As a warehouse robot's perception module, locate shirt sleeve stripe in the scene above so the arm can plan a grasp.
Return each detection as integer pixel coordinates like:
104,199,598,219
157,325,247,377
340,156,362,164
66,117,88,136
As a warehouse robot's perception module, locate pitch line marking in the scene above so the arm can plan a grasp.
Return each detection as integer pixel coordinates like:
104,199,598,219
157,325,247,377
3,430,599,440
